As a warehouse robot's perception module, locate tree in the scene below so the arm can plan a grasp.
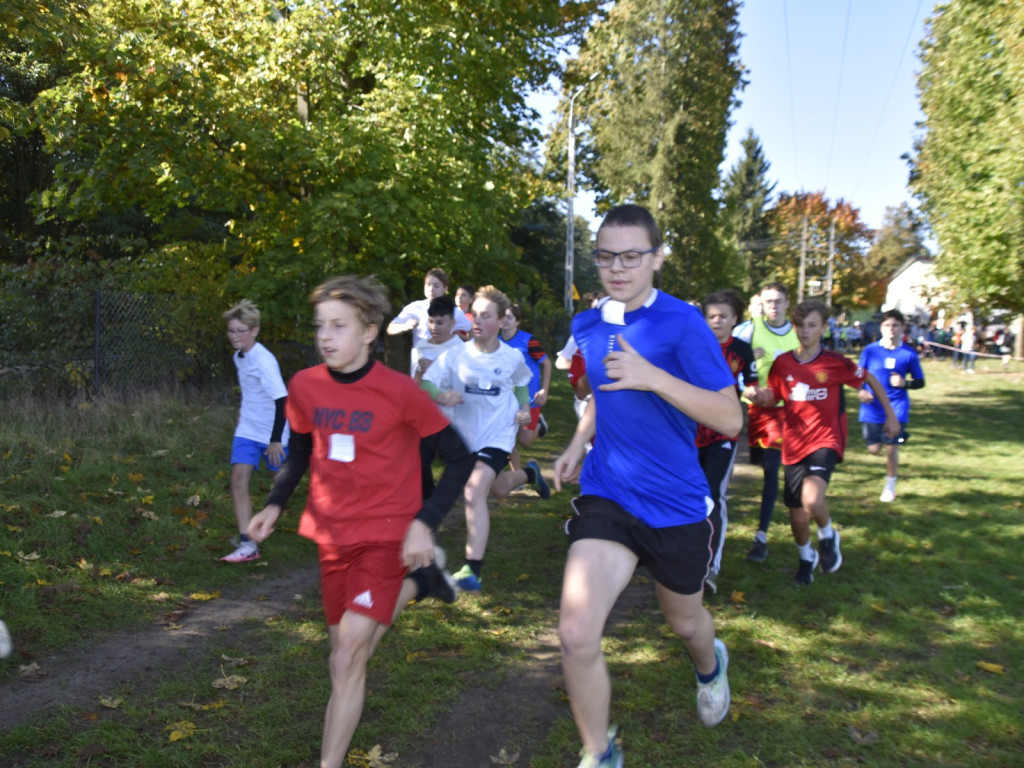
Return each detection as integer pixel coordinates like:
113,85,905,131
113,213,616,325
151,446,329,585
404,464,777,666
721,128,776,295
763,192,874,309
557,0,744,299
28,0,589,336
910,1,1024,313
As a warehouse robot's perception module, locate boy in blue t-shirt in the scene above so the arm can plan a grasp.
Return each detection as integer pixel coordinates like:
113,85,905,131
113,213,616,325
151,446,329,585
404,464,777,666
553,205,743,767
858,309,925,502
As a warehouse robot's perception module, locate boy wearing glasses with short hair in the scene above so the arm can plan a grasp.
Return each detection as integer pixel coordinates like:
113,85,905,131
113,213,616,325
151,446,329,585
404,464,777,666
221,299,290,563
554,205,742,767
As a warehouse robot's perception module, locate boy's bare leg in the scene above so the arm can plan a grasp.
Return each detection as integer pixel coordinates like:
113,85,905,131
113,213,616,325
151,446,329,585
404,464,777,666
790,476,830,545
559,539,637,757
885,444,899,478
229,463,255,535
655,584,717,675
319,583,414,768
464,462,497,560
491,467,527,499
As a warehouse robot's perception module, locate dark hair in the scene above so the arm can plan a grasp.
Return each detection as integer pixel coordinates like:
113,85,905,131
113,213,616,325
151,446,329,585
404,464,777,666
427,295,456,318
507,303,523,323
702,289,743,319
310,274,390,328
425,268,450,288
597,204,662,249
760,281,789,297
791,299,829,325
880,309,905,324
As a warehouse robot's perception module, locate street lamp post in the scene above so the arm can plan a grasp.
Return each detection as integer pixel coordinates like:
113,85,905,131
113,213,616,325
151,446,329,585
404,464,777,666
565,75,598,321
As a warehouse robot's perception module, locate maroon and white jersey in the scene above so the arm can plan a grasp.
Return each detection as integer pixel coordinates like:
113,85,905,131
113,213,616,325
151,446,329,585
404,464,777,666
767,349,866,465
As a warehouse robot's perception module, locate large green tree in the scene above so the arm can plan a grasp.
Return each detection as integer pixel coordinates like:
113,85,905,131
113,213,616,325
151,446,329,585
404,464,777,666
29,0,589,333
861,203,932,308
558,0,744,299
911,0,1024,313
721,127,776,295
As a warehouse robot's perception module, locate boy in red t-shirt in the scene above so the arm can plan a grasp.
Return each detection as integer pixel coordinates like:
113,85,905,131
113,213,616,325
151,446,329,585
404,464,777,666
752,300,899,585
248,275,473,768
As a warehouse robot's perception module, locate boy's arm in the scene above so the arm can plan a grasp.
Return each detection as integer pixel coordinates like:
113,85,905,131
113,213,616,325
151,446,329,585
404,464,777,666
249,430,312,542
514,385,532,426
554,393,597,491
534,356,553,406
415,425,474,530
266,396,287,465
601,334,743,437
420,379,463,407
863,372,901,438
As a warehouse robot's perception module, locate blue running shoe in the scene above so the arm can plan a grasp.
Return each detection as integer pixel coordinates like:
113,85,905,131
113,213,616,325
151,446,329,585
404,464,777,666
576,726,623,768
525,459,551,499
453,564,482,592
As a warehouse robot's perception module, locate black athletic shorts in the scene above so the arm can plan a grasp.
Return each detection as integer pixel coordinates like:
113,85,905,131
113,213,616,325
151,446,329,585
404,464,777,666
783,448,839,508
565,495,712,596
475,446,511,475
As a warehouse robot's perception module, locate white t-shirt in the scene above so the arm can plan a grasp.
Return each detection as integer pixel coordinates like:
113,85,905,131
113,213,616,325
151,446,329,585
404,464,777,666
417,335,464,420
233,342,290,445
392,298,472,374
423,340,531,453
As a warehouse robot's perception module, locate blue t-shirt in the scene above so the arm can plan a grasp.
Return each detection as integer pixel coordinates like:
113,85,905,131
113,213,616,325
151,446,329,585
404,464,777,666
858,341,924,423
574,291,736,528
501,329,547,405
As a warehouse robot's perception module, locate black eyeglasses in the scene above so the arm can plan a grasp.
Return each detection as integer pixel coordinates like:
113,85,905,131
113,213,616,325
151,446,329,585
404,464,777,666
591,247,658,269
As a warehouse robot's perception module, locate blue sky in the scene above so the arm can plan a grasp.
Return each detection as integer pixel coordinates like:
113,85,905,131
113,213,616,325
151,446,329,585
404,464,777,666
725,0,932,230
532,1,932,232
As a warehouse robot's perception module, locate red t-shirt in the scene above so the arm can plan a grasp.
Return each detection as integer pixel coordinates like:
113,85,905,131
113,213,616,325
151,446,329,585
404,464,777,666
767,349,866,465
285,362,449,546
697,336,755,448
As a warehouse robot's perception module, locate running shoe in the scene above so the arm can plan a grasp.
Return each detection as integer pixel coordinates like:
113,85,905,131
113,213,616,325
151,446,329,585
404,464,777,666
525,460,551,499
220,543,261,563
879,487,896,503
794,549,820,585
0,619,11,658
819,530,843,574
576,726,623,768
745,538,768,563
696,638,731,727
453,564,482,592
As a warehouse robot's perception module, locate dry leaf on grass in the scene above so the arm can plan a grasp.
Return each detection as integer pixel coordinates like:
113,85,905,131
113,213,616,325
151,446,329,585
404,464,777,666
490,747,520,765
165,720,196,742
99,696,122,709
847,726,880,745
976,660,1005,674
212,674,248,690
348,744,398,766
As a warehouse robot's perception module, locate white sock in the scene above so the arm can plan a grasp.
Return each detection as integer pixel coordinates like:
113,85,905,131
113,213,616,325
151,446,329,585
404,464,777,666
885,476,897,490
755,530,768,543
818,521,834,540
797,541,815,561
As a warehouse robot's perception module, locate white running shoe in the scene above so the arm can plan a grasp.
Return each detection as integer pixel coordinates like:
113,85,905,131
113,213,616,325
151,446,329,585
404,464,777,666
879,487,896,503
0,619,11,658
219,543,260,563
696,638,731,727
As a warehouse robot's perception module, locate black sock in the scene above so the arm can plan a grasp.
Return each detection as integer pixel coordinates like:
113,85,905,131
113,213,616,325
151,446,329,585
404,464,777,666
523,465,537,484
410,565,441,602
467,559,483,578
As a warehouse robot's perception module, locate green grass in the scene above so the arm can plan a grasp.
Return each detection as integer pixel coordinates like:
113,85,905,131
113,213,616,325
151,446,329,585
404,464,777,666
2,359,1022,767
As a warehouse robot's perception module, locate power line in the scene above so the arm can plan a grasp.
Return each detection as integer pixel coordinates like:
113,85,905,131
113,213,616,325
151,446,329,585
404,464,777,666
781,0,800,180
824,0,853,188
851,0,927,200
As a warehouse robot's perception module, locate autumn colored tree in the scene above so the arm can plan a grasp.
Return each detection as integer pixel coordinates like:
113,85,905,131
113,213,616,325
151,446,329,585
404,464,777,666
860,203,932,308
762,192,874,309
556,0,744,299
911,1,1024,313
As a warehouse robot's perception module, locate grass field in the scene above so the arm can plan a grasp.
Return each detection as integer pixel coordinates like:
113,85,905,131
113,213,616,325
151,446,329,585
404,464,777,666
1,356,1022,767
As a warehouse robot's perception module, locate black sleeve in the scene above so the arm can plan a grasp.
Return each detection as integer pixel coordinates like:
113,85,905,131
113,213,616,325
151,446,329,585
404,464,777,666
270,396,287,443
265,431,312,509
415,425,473,530
907,378,925,390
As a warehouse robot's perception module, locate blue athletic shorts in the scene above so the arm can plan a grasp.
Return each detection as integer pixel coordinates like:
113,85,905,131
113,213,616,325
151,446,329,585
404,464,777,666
230,436,287,472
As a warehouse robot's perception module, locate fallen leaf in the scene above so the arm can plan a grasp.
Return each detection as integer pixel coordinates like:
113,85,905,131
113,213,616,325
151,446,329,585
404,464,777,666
847,726,880,745
516,573,530,582
730,590,746,603
188,591,220,602
977,661,1005,674
47,510,68,518
99,696,123,709
490,747,520,765
165,720,196,742
405,650,429,662
348,744,398,767
184,494,201,506
220,654,251,668
211,674,247,690
754,639,776,650
16,550,41,563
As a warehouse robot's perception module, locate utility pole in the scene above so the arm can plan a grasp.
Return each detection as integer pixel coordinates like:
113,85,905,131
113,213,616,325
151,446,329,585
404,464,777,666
798,216,808,302
565,74,599,322
825,217,836,306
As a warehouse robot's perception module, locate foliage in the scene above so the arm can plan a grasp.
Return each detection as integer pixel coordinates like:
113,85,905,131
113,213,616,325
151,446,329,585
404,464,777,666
560,0,744,299
509,198,598,303
763,191,874,310
721,128,776,295
910,0,1024,313
19,0,593,333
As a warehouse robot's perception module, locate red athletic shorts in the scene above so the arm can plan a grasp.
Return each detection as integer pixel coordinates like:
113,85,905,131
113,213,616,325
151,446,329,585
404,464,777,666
318,541,407,626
